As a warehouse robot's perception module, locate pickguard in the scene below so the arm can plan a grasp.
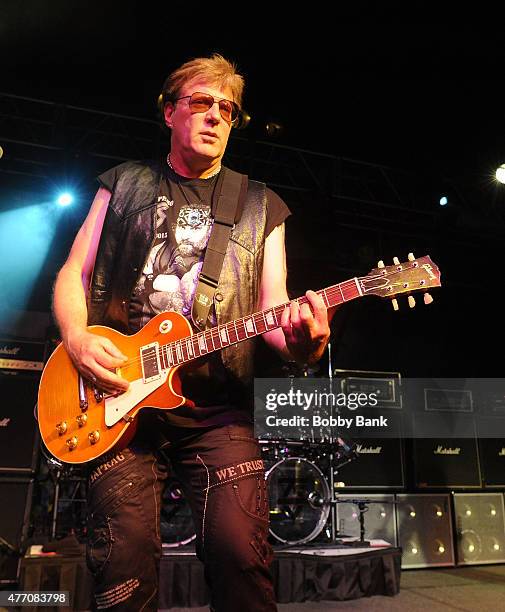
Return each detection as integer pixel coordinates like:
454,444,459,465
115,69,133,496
104,371,169,426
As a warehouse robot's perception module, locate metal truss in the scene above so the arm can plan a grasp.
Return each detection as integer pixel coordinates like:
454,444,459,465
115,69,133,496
1,92,504,237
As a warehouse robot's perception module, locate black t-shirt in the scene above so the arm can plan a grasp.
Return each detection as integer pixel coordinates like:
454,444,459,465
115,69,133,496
97,161,290,427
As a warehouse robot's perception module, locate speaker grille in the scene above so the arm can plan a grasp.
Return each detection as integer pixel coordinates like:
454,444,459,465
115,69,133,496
396,494,455,568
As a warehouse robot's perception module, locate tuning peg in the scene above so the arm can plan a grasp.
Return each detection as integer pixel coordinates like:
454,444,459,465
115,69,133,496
408,296,416,308
408,253,415,261
392,298,399,311
393,257,400,265
378,260,385,268
424,292,434,305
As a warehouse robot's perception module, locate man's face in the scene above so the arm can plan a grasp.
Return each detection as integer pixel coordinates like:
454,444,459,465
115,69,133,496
164,79,235,165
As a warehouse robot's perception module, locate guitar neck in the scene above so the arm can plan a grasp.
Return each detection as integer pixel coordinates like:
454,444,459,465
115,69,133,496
158,277,363,369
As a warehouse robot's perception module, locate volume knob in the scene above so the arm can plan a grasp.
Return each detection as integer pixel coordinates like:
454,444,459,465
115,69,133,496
66,436,78,451
76,414,88,427
56,421,67,436
88,430,100,445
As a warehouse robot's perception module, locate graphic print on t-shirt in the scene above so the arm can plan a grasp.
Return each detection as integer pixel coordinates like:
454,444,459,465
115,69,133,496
132,197,213,328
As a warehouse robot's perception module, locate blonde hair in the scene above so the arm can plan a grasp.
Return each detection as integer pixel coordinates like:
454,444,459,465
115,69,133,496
160,53,245,110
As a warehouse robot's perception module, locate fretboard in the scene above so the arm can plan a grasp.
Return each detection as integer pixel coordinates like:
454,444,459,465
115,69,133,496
158,277,363,369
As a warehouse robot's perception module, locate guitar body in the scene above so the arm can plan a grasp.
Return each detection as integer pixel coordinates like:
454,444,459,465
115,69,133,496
38,311,193,464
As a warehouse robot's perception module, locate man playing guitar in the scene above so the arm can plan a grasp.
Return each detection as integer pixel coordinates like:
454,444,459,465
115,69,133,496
52,54,332,611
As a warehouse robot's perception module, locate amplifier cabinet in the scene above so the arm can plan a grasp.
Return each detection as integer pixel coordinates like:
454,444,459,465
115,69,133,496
0,371,40,473
477,417,505,488
413,413,481,489
334,411,404,489
453,493,505,565
396,493,455,569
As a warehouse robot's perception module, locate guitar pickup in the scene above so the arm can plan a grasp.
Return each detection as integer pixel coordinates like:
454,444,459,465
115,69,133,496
140,342,162,383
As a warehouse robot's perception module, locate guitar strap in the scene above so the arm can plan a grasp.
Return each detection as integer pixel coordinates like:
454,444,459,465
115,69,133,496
191,167,248,331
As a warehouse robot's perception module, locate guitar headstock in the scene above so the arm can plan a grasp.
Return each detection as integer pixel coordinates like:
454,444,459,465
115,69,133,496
361,253,441,310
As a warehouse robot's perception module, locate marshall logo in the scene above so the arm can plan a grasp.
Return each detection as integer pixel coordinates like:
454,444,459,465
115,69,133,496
0,418,11,427
356,445,382,454
434,446,461,455
0,346,20,355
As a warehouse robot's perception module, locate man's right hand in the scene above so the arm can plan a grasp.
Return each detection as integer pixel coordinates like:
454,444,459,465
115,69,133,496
64,329,129,395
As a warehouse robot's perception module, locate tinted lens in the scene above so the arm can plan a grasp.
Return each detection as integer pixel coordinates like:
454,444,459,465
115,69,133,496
189,93,214,112
218,100,236,122
189,93,238,122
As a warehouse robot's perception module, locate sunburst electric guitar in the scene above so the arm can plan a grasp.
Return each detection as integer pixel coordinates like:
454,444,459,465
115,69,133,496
38,254,441,464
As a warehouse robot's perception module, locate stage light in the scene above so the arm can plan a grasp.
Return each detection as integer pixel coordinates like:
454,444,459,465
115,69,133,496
495,164,505,184
265,121,283,138
439,196,448,206
235,110,251,130
57,192,74,207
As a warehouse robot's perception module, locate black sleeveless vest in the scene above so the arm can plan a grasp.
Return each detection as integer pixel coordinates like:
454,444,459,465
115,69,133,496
87,159,267,391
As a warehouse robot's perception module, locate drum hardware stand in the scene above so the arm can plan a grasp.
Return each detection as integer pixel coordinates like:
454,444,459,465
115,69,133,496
326,341,338,542
42,449,87,540
332,498,371,547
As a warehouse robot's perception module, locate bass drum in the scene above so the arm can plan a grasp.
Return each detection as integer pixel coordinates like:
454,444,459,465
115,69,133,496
161,477,196,548
266,456,330,545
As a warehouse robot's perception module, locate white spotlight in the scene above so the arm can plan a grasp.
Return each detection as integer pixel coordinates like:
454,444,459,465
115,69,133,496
496,164,505,184
57,192,74,207
439,196,448,206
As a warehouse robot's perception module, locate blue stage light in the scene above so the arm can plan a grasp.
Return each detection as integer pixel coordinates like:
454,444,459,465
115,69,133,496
439,196,448,206
57,192,74,207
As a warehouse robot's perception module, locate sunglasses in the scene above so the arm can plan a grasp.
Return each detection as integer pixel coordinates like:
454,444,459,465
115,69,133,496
175,92,240,123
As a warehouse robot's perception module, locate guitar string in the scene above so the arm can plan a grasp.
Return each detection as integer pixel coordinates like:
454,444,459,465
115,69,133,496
114,272,427,372
119,274,431,372
117,279,362,371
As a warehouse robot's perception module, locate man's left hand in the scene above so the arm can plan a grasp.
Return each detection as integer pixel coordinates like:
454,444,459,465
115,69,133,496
280,290,333,366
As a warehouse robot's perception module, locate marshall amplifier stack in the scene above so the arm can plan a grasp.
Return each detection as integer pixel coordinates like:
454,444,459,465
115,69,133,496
332,370,405,490
259,372,505,569
403,378,505,491
0,337,45,583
